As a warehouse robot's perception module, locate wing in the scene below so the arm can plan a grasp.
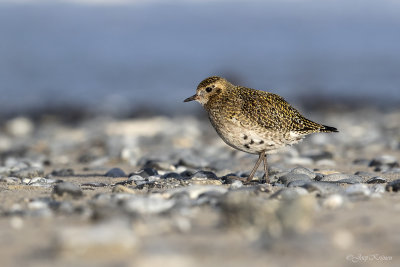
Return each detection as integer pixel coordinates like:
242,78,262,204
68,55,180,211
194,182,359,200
238,87,323,133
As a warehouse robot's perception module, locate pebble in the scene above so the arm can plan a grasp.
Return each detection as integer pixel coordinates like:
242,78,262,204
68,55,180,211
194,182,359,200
229,180,243,189
162,172,183,179
113,185,136,194
352,158,371,166
190,179,223,186
369,155,399,168
52,182,83,199
386,179,400,192
354,171,376,181
320,173,362,183
322,194,344,209
190,171,218,180
51,168,74,176
5,117,34,137
270,187,309,200
301,182,343,196
55,221,137,258
366,176,386,184
0,176,21,184
128,175,146,182
345,184,370,197
290,166,316,179
129,168,158,178
287,180,310,188
81,182,108,187
105,168,127,178
123,195,176,214
162,185,228,199
11,167,44,179
303,151,333,161
277,173,311,186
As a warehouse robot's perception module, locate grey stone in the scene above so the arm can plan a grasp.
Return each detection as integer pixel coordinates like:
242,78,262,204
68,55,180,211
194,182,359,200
229,180,243,189
270,187,309,200
51,168,74,176
53,182,83,198
11,167,44,179
55,220,137,258
129,168,158,178
369,155,399,168
386,179,400,192
303,151,333,161
366,176,387,184
354,171,376,182
301,182,343,196
290,167,316,179
105,168,126,178
345,184,371,197
128,175,146,182
190,171,218,180
162,172,183,179
123,195,176,214
352,158,370,166
0,177,21,184
287,180,310,187
320,173,362,183
278,173,311,185
81,182,108,187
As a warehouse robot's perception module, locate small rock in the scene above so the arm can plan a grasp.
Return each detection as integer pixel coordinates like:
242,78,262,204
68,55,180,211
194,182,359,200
345,184,370,197
162,185,228,199
55,221,137,258
128,175,146,182
5,117,34,137
162,172,183,179
287,180,310,187
370,184,385,195
190,179,223,186
303,151,333,161
229,180,243,189
105,168,126,178
290,167,316,179
190,171,218,180
113,185,136,194
369,155,399,167
129,168,158,178
81,182,108,187
322,194,344,209
320,173,362,183
278,173,311,186
354,171,376,182
11,167,44,179
123,195,176,214
386,179,400,192
270,187,309,200
0,177,20,184
301,182,343,196
53,182,83,199
366,176,386,184
51,168,74,176
352,158,370,166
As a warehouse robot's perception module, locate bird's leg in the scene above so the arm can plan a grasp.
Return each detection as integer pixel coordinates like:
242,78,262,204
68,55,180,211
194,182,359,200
262,152,270,183
247,152,264,182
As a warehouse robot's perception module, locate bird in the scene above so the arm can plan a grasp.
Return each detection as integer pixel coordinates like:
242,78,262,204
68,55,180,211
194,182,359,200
184,76,338,183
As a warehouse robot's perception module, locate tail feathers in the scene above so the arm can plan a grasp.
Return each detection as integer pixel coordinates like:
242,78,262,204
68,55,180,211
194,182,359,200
320,125,338,133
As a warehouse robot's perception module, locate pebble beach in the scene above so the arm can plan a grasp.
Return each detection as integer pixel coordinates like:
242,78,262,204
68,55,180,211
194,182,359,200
1,107,400,267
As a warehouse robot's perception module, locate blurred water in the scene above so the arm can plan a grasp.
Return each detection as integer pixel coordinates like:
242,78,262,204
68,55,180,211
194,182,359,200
0,0,399,116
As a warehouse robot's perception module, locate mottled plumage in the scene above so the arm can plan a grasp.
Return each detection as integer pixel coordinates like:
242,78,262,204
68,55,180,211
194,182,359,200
184,76,338,183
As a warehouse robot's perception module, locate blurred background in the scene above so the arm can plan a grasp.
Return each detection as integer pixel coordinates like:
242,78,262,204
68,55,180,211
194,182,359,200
0,0,399,120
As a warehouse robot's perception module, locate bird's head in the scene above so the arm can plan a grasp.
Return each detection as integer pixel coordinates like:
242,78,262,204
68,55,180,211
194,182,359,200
184,76,230,106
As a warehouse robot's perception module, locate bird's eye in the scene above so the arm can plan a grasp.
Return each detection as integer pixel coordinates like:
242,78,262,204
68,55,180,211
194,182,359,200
206,87,213,93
